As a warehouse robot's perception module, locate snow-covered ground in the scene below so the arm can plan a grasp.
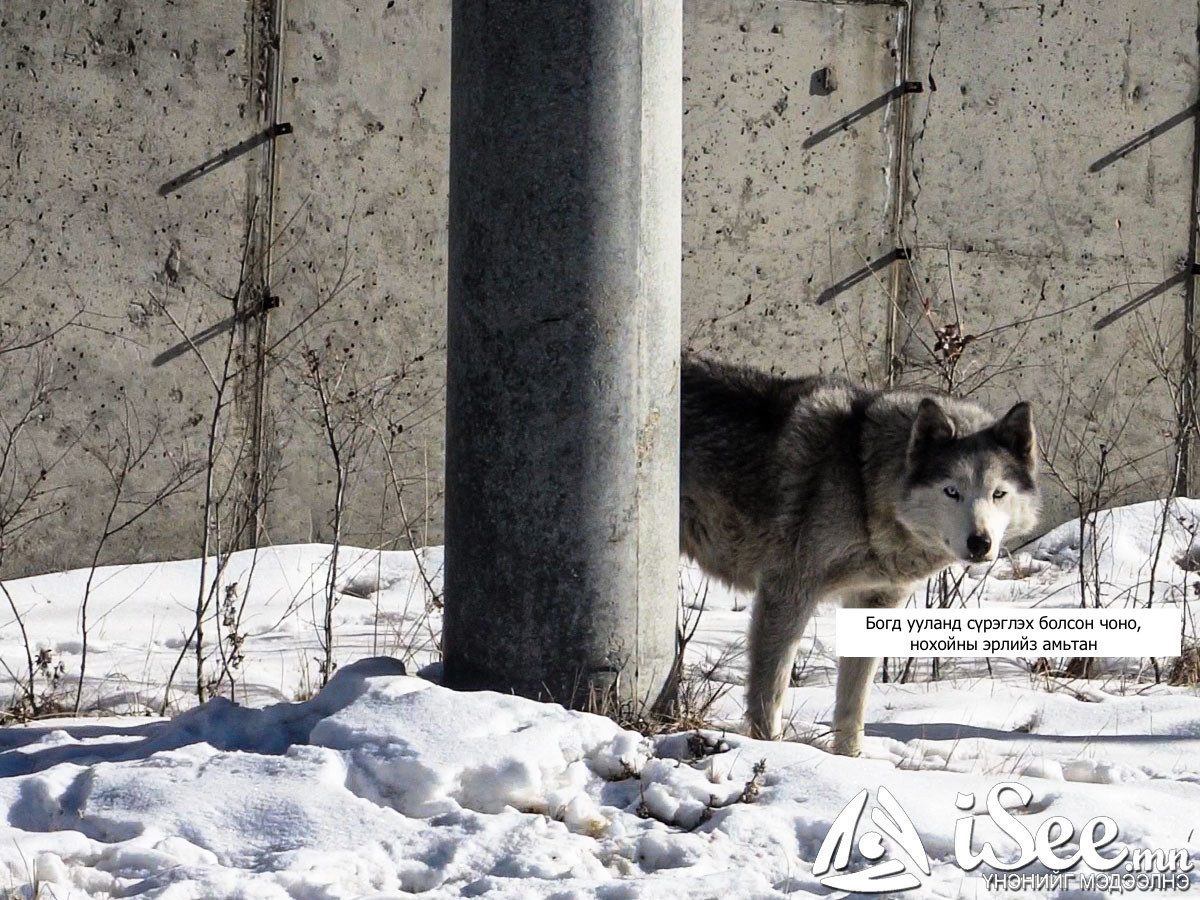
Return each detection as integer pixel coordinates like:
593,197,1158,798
1,499,1200,898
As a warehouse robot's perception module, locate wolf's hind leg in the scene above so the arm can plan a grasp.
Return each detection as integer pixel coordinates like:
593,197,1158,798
745,570,817,741
832,588,906,756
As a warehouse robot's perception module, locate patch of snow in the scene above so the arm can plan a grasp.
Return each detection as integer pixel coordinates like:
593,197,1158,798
0,502,1198,896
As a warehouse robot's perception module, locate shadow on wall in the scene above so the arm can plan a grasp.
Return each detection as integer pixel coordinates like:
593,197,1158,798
156,123,293,196
1092,271,1188,331
802,82,924,150
816,248,909,307
1088,101,1198,173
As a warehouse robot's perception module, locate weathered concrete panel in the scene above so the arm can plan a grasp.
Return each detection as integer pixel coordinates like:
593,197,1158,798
0,1,256,577
265,0,450,552
902,0,1198,525
906,1,1196,261
682,0,901,384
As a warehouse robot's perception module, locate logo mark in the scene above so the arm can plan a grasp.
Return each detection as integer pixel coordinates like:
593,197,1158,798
813,786,932,892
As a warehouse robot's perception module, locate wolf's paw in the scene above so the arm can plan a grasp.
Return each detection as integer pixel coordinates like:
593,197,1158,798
744,711,784,742
746,724,783,742
804,729,855,756
830,731,864,757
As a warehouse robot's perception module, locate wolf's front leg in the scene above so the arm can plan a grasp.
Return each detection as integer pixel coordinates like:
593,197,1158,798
832,588,906,756
745,570,817,740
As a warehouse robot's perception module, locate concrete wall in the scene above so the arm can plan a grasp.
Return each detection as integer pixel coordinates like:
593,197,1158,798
0,1,261,576
265,0,450,553
682,1,900,383
1,0,1196,577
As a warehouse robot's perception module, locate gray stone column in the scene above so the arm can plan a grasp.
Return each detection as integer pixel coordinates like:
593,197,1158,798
443,0,681,713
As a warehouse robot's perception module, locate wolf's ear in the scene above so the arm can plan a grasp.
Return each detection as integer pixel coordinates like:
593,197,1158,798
907,398,955,467
993,401,1036,470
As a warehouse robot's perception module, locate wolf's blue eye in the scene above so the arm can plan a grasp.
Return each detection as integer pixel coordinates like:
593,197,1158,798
993,489,1007,500
944,486,960,500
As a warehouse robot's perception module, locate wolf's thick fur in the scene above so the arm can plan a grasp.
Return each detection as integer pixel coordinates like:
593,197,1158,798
680,356,1039,755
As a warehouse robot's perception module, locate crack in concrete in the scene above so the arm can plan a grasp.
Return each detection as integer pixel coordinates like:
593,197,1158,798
907,0,943,247
1120,19,1134,110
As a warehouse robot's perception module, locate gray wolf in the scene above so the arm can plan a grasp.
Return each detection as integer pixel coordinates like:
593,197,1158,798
680,355,1039,755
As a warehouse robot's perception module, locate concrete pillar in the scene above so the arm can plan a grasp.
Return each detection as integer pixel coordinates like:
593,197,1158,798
443,0,681,713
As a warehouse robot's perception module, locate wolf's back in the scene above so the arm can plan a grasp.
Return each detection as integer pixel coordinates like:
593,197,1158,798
681,356,828,446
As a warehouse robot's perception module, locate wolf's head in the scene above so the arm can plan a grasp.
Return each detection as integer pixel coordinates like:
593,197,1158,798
898,398,1040,564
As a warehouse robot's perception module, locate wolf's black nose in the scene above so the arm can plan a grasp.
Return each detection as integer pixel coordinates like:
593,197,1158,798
967,532,991,560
